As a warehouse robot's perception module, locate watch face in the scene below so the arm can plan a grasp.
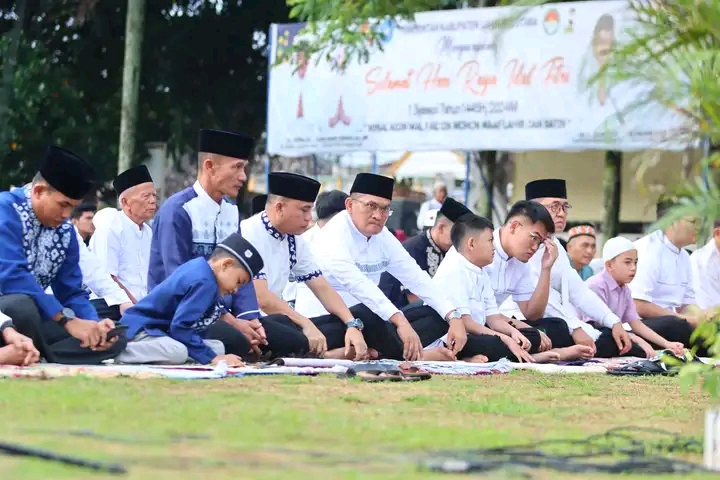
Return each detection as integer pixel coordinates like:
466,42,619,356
62,308,75,318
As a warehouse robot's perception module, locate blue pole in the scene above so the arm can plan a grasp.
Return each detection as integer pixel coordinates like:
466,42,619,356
264,155,271,193
463,151,471,207
371,152,378,174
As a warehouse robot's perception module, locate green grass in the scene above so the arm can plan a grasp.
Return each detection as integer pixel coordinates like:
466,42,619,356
0,371,713,479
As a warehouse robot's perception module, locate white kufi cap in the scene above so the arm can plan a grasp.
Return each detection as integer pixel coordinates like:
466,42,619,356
602,236,636,262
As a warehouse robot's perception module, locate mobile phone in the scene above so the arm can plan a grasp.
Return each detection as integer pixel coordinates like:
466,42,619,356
106,324,128,341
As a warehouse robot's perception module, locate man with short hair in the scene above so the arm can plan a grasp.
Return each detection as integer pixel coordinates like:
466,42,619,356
416,181,447,231
690,217,720,310
148,129,264,359
566,225,597,280
71,203,96,244
513,179,634,358
379,197,471,308
91,165,156,304
242,173,382,360
0,146,126,364
294,173,468,361
630,200,704,351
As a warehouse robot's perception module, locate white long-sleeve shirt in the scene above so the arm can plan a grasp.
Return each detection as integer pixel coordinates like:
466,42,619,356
46,228,131,306
690,239,720,310
500,235,608,339
294,211,455,320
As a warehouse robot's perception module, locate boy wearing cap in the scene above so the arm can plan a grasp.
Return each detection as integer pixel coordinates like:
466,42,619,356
294,173,468,362
91,165,156,303
566,225,597,281
117,233,262,366
0,146,126,364
586,237,685,357
149,129,265,360
242,173,379,360
379,197,471,309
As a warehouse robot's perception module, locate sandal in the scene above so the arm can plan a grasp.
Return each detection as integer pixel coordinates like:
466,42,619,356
398,365,432,381
338,363,404,382
607,359,671,376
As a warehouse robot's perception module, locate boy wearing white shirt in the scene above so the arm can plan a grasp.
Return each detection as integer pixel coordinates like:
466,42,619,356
430,215,560,363
690,218,720,310
630,201,706,353
294,173,468,361
241,173,375,361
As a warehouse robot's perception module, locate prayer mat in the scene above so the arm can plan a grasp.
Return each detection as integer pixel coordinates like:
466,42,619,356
512,356,647,374
274,358,514,375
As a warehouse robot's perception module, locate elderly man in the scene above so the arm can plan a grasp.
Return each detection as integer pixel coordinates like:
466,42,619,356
148,129,269,360
294,173,468,361
0,146,126,364
690,217,720,310
502,179,635,358
71,203,96,245
416,181,447,231
90,165,156,304
566,225,597,280
379,197,471,308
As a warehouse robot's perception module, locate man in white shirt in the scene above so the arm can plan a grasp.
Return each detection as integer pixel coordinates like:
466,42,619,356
241,173,373,360
416,181,447,231
519,179,633,358
294,173,467,361
91,165,156,304
690,217,720,310
283,190,348,308
487,200,596,361
71,203,96,245
630,200,705,352
430,214,562,363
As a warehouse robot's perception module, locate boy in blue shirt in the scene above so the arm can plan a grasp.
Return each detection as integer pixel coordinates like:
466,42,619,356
117,233,263,366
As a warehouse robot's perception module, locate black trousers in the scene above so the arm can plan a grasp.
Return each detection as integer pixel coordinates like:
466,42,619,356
205,315,312,361
457,328,542,362
310,303,449,361
90,298,121,322
593,326,646,358
641,315,707,356
0,294,127,365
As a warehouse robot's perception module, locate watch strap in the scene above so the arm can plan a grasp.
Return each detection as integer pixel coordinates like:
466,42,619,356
0,319,15,332
57,315,70,327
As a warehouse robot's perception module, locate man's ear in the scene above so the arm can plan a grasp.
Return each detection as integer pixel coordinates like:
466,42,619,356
221,257,235,270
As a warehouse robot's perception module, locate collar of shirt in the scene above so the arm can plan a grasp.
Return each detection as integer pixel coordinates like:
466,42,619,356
261,211,286,240
600,269,621,291
493,227,510,261
21,186,38,221
192,181,222,213
447,246,484,276
119,210,147,237
655,230,681,255
341,210,373,244
425,228,442,253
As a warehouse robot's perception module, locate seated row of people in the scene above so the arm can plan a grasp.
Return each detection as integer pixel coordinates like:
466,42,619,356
0,130,713,367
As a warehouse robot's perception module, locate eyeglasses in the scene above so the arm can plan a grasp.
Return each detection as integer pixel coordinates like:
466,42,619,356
516,222,544,247
543,202,572,214
353,198,393,216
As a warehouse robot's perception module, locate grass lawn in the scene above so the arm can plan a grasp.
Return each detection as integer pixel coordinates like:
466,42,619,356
0,371,712,479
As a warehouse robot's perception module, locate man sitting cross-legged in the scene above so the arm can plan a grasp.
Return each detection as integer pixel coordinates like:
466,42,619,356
117,233,262,366
241,172,383,361
428,214,561,363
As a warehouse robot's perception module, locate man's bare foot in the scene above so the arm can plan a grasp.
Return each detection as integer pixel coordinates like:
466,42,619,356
0,345,25,366
324,348,350,359
552,345,595,361
531,351,561,363
462,354,489,363
367,348,379,359
420,346,456,361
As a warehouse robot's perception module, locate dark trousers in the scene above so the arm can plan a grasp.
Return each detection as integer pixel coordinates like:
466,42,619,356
90,298,121,322
0,294,127,365
310,303,449,361
593,326,646,358
457,328,542,362
206,315,313,361
641,315,707,355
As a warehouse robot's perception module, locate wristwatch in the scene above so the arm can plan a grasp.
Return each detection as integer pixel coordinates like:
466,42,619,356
346,318,364,331
0,319,15,333
57,308,75,327
446,309,462,322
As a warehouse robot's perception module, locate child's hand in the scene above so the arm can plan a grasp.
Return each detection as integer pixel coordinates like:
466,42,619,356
665,342,686,357
211,354,245,367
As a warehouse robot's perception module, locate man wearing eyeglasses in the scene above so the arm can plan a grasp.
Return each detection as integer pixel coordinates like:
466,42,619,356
502,179,635,359
293,173,467,361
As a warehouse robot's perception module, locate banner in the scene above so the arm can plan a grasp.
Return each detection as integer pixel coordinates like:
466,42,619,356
266,1,693,155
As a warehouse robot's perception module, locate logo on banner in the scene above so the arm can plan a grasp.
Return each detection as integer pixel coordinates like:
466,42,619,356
543,9,560,35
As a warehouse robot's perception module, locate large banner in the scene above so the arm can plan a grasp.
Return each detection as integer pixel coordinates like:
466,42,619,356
266,1,693,155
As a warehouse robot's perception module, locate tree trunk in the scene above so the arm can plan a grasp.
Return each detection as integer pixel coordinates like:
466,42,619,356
481,150,497,219
602,151,622,244
0,0,29,151
117,0,147,174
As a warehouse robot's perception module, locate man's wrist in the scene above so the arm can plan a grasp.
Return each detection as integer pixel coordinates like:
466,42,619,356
389,312,409,328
